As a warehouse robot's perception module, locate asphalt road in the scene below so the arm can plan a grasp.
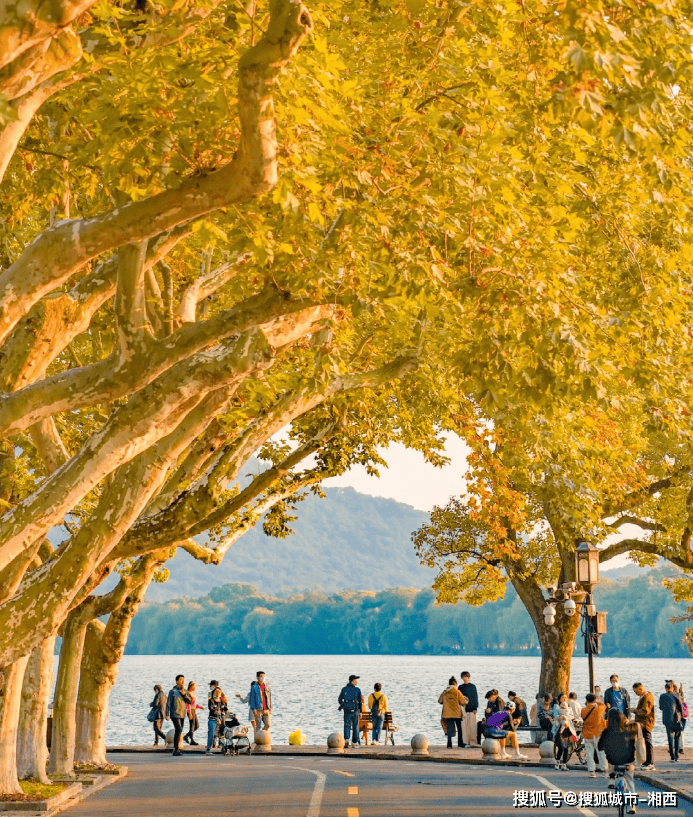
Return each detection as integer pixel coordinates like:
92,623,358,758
67,753,693,817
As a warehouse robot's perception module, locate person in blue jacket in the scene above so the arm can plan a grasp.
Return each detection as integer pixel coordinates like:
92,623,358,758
248,671,272,733
604,674,631,716
338,675,363,747
659,681,684,762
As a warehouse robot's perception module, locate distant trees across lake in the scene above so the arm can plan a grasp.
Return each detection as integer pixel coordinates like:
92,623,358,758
127,567,689,657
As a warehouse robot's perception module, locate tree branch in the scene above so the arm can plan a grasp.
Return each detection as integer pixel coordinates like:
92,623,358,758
606,514,666,533
0,294,327,437
114,240,152,360
0,0,313,345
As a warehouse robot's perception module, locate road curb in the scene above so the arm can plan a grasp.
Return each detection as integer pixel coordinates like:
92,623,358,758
635,772,693,805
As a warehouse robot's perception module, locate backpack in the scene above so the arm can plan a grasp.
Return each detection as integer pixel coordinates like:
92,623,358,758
371,693,384,718
539,710,553,732
683,701,689,719
340,685,360,713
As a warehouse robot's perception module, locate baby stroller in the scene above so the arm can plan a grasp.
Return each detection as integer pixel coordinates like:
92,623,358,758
219,712,251,755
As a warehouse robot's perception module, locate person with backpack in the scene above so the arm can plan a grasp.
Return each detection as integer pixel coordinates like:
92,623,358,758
338,674,363,747
438,677,468,749
659,681,684,762
581,692,607,778
368,683,388,745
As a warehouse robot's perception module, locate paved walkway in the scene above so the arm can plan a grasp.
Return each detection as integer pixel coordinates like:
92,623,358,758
69,751,693,817
107,743,693,804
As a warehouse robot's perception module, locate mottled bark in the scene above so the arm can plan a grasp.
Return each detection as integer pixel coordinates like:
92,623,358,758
47,608,89,777
0,294,325,437
16,636,55,782
0,0,313,345
0,328,278,574
0,26,81,99
75,553,163,765
507,566,581,696
0,656,30,795
0,0,95,70
0,388,232,666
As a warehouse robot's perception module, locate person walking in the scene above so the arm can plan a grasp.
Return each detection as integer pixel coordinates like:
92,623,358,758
659,681,683,762
206,686,227,755
150,684,167,746
165,674,192,756
581,692,607,778
604,674,631,717
598,709,639,815
249,670,272,733
184,681,202,745
672,682,687,754
438,677,468,749
631,682,656,770
368,683,388,745
460,671,478,746
338,674,363,747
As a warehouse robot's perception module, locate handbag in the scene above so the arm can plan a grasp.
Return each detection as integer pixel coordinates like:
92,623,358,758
635,724,646,765
147,706,160,723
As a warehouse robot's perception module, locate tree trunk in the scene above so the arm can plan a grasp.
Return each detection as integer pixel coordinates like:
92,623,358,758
536,615,580,696
47,610,88,777
0,655,29,795
74,622,109,767
506,566,581,697
16,636,55,782
75,552,163,765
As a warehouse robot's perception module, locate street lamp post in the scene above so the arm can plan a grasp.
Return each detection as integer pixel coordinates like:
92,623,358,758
543,541,607,695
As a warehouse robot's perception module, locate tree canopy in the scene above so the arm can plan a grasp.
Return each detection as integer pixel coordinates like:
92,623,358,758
3,0,693,795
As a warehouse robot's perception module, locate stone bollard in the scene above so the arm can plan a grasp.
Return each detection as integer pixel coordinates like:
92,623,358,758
539,740,555,763
327,732,345,755
165,729,175,748
254,729,272,753
410,734,429,756
481,738,501,759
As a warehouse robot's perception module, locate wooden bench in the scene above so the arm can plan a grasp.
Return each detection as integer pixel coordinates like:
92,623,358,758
358,711,397,745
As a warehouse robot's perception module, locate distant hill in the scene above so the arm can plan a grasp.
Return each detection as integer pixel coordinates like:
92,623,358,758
144,487,434,600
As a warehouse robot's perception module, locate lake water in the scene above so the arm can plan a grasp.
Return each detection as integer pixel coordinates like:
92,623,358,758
99,654,692,747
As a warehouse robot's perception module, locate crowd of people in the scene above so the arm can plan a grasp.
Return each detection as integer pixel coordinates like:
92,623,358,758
148,665,688,810
147,671,272,756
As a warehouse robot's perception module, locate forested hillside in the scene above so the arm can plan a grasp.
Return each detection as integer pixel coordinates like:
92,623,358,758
127,567,688,657
143,487,432,599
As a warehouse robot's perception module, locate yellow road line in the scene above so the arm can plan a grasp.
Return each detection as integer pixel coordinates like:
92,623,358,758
331,770,355,777
348,786,358,795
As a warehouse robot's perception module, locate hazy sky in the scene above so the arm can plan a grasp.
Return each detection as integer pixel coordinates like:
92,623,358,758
323,434,635,570
324,434,471,512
